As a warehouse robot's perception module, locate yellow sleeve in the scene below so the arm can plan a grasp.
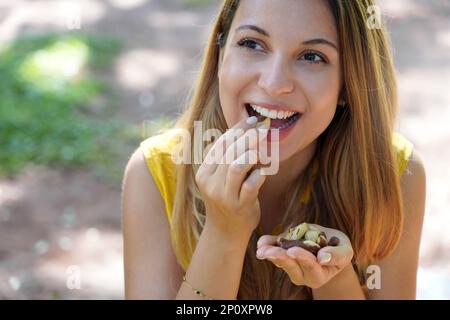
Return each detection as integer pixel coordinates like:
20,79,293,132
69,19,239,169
140,130,180,226
392,132,414,176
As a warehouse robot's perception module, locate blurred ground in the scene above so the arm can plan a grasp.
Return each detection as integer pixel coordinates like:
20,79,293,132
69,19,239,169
0,0,449,299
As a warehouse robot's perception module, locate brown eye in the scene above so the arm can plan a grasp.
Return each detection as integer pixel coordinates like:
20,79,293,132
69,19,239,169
237,38,264,52
300,51,327,64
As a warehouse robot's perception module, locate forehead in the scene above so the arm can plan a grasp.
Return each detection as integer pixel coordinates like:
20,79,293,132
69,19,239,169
231,0,338,42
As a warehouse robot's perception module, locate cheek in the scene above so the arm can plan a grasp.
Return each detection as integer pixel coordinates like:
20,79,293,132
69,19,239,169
302,69,340,118
296,68,341,139
218,53,253,126
302,67,340,100
219,53,252,96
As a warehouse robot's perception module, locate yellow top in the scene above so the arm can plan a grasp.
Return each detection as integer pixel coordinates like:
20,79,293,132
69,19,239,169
140,130,414,235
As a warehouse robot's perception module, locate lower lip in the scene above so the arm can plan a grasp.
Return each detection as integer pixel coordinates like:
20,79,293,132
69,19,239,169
266,114,301,143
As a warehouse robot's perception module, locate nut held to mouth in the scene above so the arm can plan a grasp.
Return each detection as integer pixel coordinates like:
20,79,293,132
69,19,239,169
276,222,340,256
256,117,271,129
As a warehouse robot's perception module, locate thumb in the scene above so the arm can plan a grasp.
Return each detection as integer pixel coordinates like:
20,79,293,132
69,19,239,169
317,245,353,266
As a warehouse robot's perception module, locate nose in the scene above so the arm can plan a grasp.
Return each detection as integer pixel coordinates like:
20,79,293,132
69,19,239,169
257,55,295,96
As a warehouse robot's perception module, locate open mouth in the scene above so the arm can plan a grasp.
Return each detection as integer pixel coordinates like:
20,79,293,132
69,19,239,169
245,104,302,130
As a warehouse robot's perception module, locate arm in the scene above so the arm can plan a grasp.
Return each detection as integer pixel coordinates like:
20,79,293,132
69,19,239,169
122,148,183,299
176,223,251,300
366,150,426,299
122,147,252,300
177,117,268,299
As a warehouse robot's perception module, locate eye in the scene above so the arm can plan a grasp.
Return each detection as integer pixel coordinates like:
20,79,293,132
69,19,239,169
237,38,265,52
300,51,327,64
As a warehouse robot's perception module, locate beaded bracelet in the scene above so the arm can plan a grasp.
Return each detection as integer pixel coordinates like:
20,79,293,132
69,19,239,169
182,275,214,300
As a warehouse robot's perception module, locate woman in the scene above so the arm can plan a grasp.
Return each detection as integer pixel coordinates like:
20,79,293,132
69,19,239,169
122,0,426,299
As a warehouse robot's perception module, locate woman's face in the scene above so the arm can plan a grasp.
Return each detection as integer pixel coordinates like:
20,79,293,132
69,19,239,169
218,0,342,162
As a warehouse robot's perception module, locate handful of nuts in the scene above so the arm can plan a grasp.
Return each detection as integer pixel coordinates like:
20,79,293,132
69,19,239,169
277,223,340,256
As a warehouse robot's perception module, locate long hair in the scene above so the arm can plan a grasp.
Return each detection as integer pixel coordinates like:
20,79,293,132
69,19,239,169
169,0,402,299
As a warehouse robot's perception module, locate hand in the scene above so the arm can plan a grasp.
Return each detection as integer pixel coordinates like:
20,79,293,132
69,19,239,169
256,224,354,289
196,116,268,238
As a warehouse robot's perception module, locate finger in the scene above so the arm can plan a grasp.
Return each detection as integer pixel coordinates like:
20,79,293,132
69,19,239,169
202,128,245,175
265,253,306,286
225,149,259,200
257,235,279,249
286,247,321,273
256,244,279,259
215,126,268,178
239,168,266,205
256,242,278,260
256,245,271,260
203,116,258,174
221,128,258,165
317,244,354,266
265,246,323,287
260,245,290,259
200,119,267,203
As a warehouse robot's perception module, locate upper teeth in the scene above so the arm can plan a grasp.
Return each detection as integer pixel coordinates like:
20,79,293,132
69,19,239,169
250,104,297,119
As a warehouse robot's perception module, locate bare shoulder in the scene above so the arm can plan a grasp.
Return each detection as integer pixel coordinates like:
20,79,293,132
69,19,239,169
122,147,162,219
399,149,427,249
122,147,182,299
367,149,426,299
400,149,427,245
401,149,426,186
122,147,156,196
400,149,426,216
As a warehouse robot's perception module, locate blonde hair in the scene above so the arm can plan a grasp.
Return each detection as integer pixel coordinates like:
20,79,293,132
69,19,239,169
170,0,402,299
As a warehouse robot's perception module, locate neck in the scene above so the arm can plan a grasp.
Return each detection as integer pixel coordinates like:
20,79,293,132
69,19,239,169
260,140,317,199
257,140,318,234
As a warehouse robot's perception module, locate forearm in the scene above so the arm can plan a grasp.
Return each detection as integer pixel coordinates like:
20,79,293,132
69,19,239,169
175,224,250,300
312,264,366,300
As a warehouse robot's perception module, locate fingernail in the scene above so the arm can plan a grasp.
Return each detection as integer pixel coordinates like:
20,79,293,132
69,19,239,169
319,252,332,264
256,249,264,259
246,116,258,125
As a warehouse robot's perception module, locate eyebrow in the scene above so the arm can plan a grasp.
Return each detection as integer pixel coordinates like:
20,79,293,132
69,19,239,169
235,24,339,52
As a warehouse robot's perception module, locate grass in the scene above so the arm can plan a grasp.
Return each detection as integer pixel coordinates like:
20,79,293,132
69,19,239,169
0,33,129,181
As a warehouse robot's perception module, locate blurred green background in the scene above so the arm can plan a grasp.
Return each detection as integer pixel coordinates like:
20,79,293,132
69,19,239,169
0,0,449,299
0,34,123,179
